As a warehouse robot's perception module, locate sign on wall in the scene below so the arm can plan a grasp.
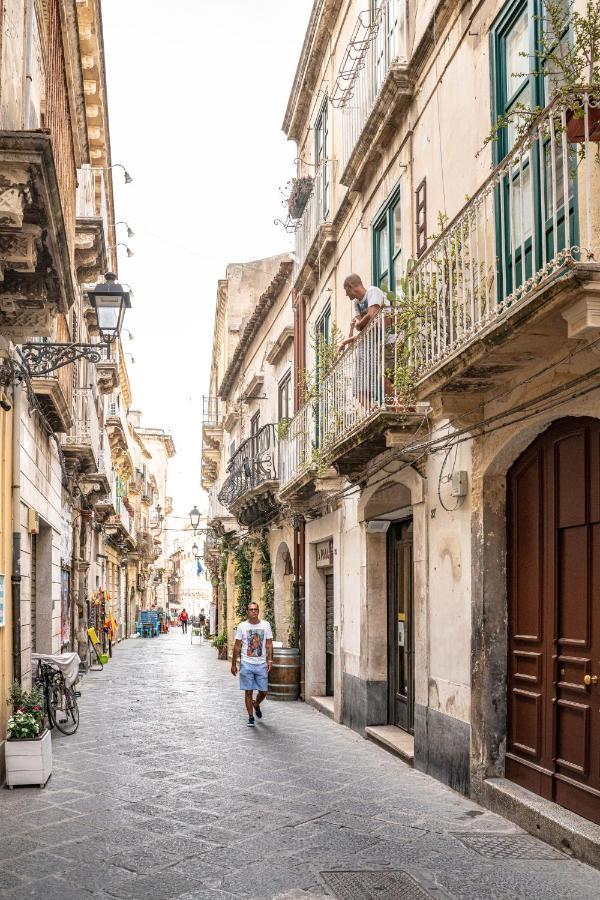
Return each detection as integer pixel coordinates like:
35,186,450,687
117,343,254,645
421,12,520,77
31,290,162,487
316,540,333,569
0,574,4,627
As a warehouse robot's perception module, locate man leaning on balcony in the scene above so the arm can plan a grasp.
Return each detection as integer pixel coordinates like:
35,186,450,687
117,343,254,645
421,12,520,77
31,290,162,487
341,274,395,407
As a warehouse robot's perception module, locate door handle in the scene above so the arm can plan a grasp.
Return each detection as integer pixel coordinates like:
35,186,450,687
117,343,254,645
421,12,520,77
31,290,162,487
583,674,598,686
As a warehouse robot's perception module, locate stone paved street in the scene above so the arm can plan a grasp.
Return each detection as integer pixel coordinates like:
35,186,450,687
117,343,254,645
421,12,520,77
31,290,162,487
2,633,600,900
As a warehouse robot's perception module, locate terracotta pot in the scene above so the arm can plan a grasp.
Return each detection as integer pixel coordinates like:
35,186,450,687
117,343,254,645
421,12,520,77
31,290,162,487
217,645,228,660
566,102,600,142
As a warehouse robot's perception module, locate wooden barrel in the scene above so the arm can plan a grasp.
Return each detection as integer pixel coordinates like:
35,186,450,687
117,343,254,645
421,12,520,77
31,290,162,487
268,647,300,701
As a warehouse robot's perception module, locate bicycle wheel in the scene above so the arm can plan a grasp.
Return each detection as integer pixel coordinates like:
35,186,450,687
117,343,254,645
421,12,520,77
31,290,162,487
48,674,79,735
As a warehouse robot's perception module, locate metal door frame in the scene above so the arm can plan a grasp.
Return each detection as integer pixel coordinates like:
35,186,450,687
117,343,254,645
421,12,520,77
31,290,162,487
387,519,414,732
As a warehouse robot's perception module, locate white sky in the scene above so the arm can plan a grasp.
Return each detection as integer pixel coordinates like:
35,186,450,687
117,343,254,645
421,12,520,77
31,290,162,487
102,0,312,529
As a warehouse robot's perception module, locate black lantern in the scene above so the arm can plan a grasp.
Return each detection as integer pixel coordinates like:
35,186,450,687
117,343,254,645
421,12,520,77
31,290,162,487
189,505,201,531
192,542,199,559
88,272,131,343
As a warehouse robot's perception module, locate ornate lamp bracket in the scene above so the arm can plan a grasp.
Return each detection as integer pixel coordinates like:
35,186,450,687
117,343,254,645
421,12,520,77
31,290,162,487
18,342,108,377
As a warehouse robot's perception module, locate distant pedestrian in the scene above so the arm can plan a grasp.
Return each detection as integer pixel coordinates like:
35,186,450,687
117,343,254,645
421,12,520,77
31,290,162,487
179,608,189,634
231,602,273,727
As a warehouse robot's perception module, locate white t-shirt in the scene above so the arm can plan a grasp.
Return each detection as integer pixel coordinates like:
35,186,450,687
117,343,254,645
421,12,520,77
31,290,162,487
236,619,273,667
365,285,388,308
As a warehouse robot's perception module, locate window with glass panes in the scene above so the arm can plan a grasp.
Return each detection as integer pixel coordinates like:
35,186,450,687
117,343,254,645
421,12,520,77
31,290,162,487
314,100,330,220
372,0,401,93
314,304,331,447
373,186,402,295
278,372,291,422
491,0,574,296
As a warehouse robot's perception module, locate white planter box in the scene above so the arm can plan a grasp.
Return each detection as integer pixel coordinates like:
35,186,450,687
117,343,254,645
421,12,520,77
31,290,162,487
5,729,52,788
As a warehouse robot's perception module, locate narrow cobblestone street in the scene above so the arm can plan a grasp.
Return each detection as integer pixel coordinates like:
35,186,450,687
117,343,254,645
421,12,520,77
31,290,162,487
2,633,600,900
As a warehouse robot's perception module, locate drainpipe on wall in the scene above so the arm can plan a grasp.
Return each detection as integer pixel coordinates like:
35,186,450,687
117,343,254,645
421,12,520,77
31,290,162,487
11,382,22,682
23,0,35,129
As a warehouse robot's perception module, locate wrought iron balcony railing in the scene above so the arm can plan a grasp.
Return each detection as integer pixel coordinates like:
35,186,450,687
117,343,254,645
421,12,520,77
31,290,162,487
208,480,232,521
338,0,408,179
218,424,278,511
279,311,402,489
202,395,220,425
280,98,600,490
405,97,599,379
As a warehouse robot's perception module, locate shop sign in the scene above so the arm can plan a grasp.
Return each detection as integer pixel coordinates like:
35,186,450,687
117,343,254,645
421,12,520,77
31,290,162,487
316,540,333,568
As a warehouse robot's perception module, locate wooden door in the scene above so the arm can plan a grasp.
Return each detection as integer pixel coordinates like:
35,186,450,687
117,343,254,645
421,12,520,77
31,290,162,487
325,573,334,696
507,417,600,824
388,520,414,732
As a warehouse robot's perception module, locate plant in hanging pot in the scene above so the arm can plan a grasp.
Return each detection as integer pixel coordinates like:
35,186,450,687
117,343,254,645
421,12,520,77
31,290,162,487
5,682,52,789
286,175,314,219
212,630,229,660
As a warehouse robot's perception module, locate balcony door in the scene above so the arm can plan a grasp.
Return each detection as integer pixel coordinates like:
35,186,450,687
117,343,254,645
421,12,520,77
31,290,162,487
492,0,577,303
387,519,414,732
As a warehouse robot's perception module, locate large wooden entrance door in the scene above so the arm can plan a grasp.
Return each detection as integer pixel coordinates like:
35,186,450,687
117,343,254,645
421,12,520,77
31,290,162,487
388,520,414,732
507,417,600,824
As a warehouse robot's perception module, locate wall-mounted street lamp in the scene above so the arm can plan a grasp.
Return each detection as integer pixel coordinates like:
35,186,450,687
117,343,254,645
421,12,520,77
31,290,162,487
189,505,201,533
12,273,131,378
116,221,135,238
88,273,132,344
192,542,199,559
107,163,133,184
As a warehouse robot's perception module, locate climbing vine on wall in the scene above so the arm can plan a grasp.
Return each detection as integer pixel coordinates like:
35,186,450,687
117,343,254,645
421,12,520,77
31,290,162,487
234,543,252,621
258,535,276,640
219,550,228,628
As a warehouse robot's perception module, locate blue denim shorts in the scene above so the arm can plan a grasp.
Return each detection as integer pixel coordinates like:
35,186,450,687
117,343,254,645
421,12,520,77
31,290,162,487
239,662,268,692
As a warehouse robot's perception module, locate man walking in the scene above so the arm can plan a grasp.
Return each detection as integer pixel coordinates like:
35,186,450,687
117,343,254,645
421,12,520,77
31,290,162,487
179,608,189,635
231,602,273,727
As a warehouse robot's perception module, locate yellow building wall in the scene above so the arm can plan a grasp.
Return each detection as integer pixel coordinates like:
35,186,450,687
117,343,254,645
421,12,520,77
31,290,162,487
0,405,14,779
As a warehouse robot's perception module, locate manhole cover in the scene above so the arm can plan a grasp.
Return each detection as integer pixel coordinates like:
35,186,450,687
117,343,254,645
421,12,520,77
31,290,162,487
454,833,566,859
320,870,444,899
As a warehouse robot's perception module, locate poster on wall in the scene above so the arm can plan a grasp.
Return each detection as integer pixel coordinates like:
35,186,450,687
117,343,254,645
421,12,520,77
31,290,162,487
0,574,5,628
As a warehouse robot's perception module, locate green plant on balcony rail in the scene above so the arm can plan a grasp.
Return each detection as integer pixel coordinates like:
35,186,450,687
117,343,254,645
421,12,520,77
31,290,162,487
482,0,600,152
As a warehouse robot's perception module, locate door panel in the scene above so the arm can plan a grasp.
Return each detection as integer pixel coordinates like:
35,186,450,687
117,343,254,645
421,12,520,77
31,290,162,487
387,520,414,732
507,417,600,824
325,573,334,697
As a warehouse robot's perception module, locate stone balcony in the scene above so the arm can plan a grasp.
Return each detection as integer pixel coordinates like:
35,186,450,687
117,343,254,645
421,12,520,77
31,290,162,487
0,132,76,338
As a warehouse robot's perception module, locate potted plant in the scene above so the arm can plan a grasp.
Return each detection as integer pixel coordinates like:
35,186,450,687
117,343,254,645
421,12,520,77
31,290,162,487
5,682,52,789
286,175,314,219
212,631,229,660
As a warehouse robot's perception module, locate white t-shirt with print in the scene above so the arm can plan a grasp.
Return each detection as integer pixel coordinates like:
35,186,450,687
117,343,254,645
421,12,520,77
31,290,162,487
236,619,273,667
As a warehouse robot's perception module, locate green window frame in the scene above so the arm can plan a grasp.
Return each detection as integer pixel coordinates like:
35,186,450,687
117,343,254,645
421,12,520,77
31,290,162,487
490,0,575,297
314,99,330,220
372,185,402,295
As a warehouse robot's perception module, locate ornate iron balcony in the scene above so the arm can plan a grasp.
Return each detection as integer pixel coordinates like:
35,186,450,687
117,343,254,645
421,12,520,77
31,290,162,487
218,423,279,523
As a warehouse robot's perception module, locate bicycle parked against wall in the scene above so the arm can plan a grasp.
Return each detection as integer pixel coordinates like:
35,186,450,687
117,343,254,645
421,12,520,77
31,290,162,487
33,655,80,735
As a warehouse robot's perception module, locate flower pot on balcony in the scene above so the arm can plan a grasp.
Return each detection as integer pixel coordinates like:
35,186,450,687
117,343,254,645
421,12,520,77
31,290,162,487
566,99,600,142
5,729,52,789
287,176,314,219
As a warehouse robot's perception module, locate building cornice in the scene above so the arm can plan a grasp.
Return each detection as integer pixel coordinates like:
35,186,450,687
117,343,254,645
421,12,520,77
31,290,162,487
282,0,344,143
218,259,293,400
